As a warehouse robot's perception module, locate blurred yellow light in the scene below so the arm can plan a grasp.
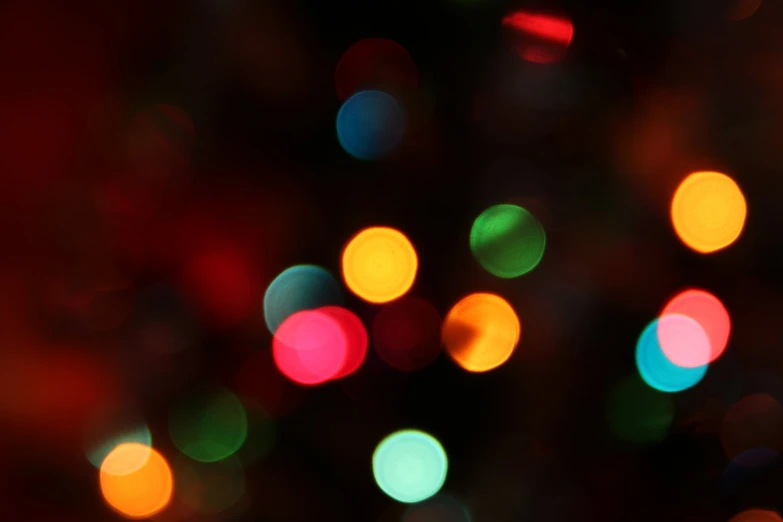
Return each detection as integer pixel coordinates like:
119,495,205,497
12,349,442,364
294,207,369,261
441,293,520,372
341,227,418,304
100,443,173,519
671,171,746,253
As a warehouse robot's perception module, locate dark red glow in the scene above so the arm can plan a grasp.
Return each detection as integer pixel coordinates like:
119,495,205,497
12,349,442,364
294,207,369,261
236,349,305,417
273,310,348,385
335,38,418,100
372,296,442,371
502,11,574,64
319,306,368,378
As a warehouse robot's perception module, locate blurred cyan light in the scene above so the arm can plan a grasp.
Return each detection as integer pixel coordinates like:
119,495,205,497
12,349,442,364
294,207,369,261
263,264,343,335
335,38,418,100
272,309,348,385
319,306,368,378
341,226,418,304
100,443,173,519
168,388,248,463
373,429,448,504
337,90,405,160
372,296,442,371
660,288,730,365
635,319,707,392
470,204,545,278
670,171,747,254
84,410,151,470
442,293,520,372
606,375,674,443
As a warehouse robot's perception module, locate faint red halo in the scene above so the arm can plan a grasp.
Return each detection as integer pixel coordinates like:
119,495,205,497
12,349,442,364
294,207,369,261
502,10,574,64
335,38,419,100
660,288,730,364
372,296,442,371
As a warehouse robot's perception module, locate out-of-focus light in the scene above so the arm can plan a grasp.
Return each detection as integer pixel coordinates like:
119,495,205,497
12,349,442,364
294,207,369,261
670,171,747,254
655,314,711,368
84,410,151,470
168,388,248,462
729,0,762,21
373,429,448,503
175,455,245,515
337,90,405,161
263,265,343,335
635,319,707,392
100,443,173,519
606,375,674,443
335,38,419,100
403,493,471,522
273,309,348,385
660,288,730,364
341,227,418,304
470,204,545,278
319,306,368,378
502,11,574,64
235,398,276,466
722,394,783,458
729,509,783,522
722,448,779,492
441,293,520,372
372,296,442,371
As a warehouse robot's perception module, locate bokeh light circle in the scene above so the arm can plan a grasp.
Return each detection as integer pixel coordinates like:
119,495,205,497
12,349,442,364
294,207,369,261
722,393,783,458
503,10,574,64
341,226,418,304
263,264,343,335
655,314,711,368
671,171,747,254
100,443,173,519
635,319,707,392
442,293,520,372
319,306,368,378
337,90,405,161
729,510,783,522
373,296,442,371
606,375,674,443
84,410,151,470
470,204,545,278
660,288,730,364
335,38,419,100
373,429,448,504
175,454,246,515
273,309,348,385
168,388,248,462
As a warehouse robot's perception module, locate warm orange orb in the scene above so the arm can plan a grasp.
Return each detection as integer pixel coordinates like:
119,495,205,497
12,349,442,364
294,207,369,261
100,443,174,519
729,509,783,522
670,171,747,254
341,227,418,304
441,293,520,372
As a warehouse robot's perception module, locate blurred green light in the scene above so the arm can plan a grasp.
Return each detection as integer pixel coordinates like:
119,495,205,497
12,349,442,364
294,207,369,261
606,375,674,444
373,429,448,503
470,204,545,278
169,388,248,462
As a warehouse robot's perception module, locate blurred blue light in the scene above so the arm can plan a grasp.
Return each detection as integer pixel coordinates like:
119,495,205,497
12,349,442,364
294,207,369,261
263,265,343,335
337,90,405,160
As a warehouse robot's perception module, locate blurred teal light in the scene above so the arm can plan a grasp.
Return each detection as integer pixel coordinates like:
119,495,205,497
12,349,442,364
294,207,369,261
263,265,343,335
373,429,448,503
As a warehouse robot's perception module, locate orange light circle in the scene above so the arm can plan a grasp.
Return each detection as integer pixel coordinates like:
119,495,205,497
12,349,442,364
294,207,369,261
100,443,174,519
441,293,520,372
341,227,418,304
670,171,747,253
729,509,783,522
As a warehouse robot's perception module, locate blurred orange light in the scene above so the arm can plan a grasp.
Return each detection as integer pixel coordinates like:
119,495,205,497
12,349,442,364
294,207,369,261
441,293,520,372
100,443,173,519
670,171,747,253
660,288,730,365
341,227,418,304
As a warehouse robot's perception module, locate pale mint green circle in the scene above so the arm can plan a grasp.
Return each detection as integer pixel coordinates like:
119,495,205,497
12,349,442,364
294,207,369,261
372,429,448,503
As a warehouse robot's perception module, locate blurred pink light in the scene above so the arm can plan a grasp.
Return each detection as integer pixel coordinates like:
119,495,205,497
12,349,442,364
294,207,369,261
660,288,730,364
656,313,711,368
319,306,368,379
273,310,348,385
